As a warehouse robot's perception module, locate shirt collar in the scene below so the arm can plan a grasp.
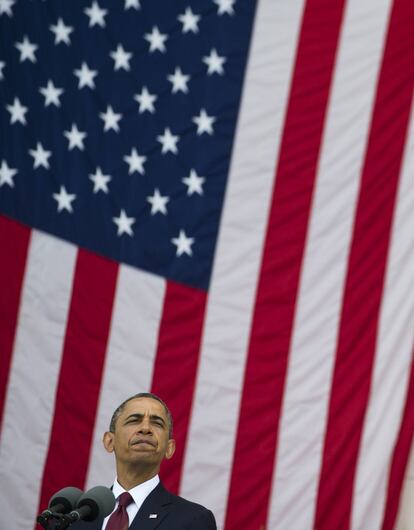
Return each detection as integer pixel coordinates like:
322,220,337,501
112,474,160,506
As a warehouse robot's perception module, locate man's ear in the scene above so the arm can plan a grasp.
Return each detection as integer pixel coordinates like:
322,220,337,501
103,431,115,454
165,438,176,460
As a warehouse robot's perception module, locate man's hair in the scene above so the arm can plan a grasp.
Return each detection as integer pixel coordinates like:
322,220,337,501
108,392,174,438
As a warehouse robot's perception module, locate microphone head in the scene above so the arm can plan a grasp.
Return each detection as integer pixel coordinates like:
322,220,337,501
76,486,116,521
49,486,83,512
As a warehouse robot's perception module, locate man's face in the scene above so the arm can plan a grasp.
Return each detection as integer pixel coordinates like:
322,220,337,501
103,397,175,472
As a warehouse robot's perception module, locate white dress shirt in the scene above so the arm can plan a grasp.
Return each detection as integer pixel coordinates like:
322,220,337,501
102,474,160,530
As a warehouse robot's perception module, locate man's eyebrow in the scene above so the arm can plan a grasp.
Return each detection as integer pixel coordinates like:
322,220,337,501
124,413,166,425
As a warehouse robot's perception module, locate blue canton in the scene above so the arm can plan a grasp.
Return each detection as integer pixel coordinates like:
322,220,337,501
0,0,256,289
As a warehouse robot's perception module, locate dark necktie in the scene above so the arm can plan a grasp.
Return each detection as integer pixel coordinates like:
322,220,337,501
105,492,134,530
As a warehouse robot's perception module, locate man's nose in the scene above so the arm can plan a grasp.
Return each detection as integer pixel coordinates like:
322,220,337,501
138,416,152,433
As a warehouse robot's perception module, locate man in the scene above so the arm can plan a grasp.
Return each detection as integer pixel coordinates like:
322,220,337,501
73,392,216,530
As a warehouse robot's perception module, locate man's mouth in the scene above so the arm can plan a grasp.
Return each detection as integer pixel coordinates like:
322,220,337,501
131,439,156,447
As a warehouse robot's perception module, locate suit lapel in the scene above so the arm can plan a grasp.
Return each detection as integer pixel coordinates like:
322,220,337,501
129,483,171,530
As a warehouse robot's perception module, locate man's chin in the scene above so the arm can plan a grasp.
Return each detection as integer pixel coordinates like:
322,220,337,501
128,448,159,463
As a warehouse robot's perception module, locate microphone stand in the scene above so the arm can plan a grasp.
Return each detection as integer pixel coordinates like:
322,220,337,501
37,512,79,530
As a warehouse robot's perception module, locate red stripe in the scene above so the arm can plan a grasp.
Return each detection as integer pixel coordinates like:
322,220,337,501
381,348,414,530
151,281,207,494
224,2,346,529
0,215,31,432
36,249,118,517
314,2,414,528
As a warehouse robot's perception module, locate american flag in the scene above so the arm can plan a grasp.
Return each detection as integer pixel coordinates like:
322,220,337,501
1,0,414,529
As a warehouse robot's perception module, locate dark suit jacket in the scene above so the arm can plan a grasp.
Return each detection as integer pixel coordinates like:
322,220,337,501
71,482,217,530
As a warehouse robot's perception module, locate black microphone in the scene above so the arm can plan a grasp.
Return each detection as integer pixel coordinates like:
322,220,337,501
37,487,83,525
65,486,115,523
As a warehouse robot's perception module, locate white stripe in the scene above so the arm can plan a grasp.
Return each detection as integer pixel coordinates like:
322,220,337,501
85,264,166,489
396,441,414,529
179,1,305,528
267,1,392,528
351,96,414,530
0,231,76,530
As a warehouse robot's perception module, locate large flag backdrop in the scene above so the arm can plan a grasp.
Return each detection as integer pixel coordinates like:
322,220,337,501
1,0,414,529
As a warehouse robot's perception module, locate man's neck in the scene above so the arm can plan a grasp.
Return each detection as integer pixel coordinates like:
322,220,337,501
116,466,159,490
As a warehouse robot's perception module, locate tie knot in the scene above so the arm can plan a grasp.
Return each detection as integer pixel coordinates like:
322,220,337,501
118,492,133,508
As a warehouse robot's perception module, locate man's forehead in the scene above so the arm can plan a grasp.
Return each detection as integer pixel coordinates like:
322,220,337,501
122,397,167,418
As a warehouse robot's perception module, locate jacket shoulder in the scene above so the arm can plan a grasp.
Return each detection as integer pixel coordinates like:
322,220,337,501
169,490,212,512
150,484,217,529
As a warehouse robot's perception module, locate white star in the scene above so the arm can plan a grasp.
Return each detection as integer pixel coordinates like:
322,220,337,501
89,166,111,194
124,148,146,175
147,188,169,215
53,186,76,213
134,86,157,114
74,62,98,89
157,128,179,155
144,26,168,53
6,97,28,125
29,142,52,169
64,123,87,150
124,0,140,9
0,160,17,187
99,105,122,132
192,108,216,135
113,209,135,236
49,17,74,45
214,0,236,15
203,48,226,75
15,36,38,63
167,67,190,94
0,61,5,79
110,44,132,71
182,169,205,196
84,1,107,27
0,0,15,17
178,7,200,33
39,80,64,107
171,230,194,257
